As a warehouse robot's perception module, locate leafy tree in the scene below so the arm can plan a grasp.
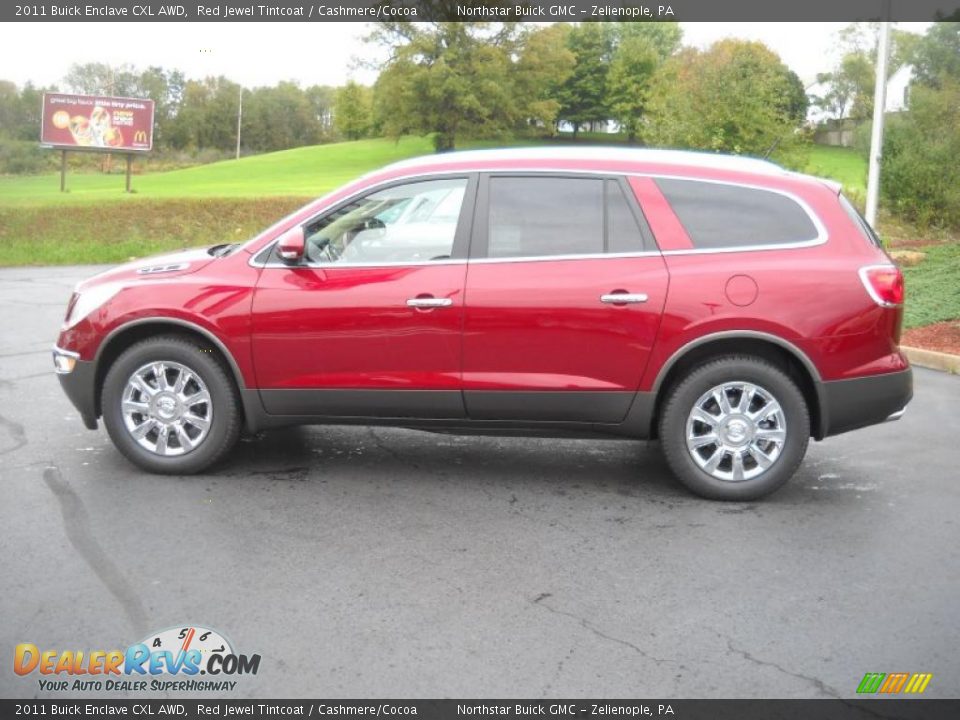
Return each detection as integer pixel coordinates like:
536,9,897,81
242,81,323,152
813,51,874,122
0,81,18,136
557,23,615,135
879,77,960,227
0,80,58,173
618,21,682,61
512,24,575,134
606,24,681,143
64,62,140,96
16,82,47,141
136,66,185,150
910,21,960,88
305,85,337,140
813,23,923,122
369,22,520,151
644,40,808,157
0,81,47,141
606,35,658,143
334,81,374,140
167,76,240,151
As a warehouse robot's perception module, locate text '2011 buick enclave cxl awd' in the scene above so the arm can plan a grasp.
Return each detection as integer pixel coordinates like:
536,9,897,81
53,148,912,500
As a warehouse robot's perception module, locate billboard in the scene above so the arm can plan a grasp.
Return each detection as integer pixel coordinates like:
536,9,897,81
41,93,155,152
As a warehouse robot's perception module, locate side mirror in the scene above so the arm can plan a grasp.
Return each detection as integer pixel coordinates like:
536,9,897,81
277,226,305,263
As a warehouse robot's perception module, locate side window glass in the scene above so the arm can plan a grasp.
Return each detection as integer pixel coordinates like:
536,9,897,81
488,177,604,259
301,178,468,265
606,180,646,253
655,178,819,250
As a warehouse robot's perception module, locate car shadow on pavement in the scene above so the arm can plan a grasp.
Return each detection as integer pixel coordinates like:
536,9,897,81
208,424,689,501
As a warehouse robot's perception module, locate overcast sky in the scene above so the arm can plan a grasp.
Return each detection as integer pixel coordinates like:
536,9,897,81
0,22,931,90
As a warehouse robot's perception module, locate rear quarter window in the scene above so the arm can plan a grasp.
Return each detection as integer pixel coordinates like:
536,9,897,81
655,178,821,250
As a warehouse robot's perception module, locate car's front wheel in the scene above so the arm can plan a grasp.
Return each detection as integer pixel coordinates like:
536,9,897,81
658,355,810,500
101,335,241,474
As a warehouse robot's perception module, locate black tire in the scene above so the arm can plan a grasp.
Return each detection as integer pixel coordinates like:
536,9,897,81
101,335,242,474
658,355,809,501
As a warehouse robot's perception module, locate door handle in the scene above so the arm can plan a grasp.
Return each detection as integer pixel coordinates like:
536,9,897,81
600,292,648,305
406,297,453,309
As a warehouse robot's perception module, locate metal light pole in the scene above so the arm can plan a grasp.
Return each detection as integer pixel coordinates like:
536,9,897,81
865,6,892,227
235,87,243,160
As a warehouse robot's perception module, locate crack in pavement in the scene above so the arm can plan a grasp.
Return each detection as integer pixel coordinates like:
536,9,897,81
531,593,682,669
717,631,843,699
540,645,575,699
42,464,149,638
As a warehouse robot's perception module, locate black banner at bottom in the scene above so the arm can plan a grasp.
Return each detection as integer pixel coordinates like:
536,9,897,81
2,700,958,720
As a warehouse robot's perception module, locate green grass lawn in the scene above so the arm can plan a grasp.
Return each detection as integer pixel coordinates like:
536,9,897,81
803,145,867,195
0,136,439,208
901,242,960,329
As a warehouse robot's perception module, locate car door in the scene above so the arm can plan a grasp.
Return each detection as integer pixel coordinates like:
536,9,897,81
462,174,669,423
250,175,477,419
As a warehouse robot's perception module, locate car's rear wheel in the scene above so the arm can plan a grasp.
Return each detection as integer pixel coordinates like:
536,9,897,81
102,336,241,474
658,355,809,500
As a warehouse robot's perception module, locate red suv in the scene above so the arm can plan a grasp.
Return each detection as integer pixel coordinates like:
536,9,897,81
53,148,912,500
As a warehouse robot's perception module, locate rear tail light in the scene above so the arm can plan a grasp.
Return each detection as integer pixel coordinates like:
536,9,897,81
859,264,904,307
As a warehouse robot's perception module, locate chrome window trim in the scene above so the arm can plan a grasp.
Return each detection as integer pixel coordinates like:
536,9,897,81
660,236,825,256
248,167,829,268
253,257,468,270
469,251,662,265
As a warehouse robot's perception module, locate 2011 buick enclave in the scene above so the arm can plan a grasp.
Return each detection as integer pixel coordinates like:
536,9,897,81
53,148,912,500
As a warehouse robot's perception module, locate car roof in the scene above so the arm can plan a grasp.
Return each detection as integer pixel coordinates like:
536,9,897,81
381,146,787,176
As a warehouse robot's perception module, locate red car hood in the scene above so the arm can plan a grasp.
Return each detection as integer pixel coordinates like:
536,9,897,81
75,247,217,292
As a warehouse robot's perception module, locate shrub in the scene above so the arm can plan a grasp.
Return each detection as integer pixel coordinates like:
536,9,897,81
0,138,51,175
874,80,960,228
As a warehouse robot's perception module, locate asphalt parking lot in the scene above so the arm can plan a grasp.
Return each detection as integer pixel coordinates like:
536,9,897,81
0,264,958,699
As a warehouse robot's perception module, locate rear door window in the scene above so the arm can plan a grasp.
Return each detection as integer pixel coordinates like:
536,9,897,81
484,176,647,259
655,178,820,250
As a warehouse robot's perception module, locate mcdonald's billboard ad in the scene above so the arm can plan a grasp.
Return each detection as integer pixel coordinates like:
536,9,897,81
40,93,154,152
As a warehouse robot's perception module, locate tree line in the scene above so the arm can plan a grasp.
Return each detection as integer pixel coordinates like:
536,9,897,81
0,21,809,162
0,65,341,155
368,22,808,156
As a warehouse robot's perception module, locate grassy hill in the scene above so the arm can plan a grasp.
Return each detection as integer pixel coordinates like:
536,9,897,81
0,137,868,208
0,136,440,207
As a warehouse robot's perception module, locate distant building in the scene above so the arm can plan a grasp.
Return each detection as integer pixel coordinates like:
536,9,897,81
809,64,914,146
885,65,913,113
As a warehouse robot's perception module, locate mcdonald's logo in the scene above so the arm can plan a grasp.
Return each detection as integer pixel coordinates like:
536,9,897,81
134,130,148,143
856,672,933,694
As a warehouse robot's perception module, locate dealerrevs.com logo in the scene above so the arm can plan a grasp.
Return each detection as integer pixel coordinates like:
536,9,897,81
14,625,261,692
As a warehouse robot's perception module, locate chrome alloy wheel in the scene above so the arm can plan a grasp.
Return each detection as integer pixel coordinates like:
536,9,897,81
121,361,212,456
685,382,787,483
